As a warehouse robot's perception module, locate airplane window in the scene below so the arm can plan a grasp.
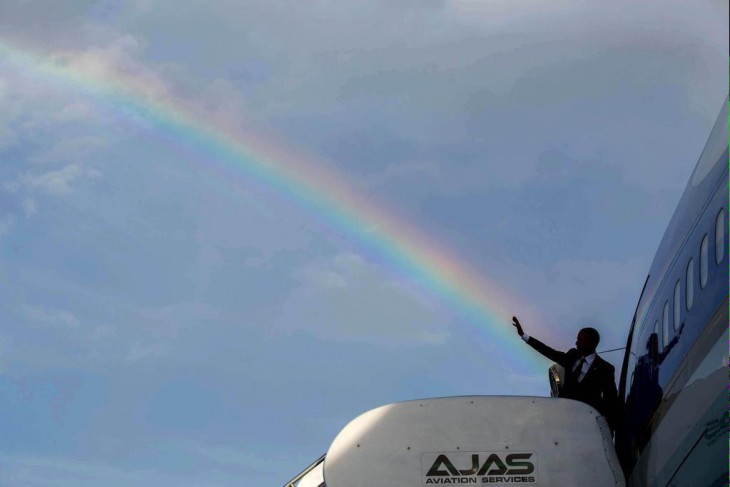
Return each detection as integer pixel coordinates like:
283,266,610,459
686,258,694,310
700,234,709,288
662,301,669,348
715,209,725,264
673,280,681,331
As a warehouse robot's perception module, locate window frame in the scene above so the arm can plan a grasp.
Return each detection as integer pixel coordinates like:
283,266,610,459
673,280,681,331
686,258,694,311
715,208,725,265
700,234,709,289
662,301,670,348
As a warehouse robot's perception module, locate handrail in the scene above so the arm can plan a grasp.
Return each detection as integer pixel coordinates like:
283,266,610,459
283,453,326,487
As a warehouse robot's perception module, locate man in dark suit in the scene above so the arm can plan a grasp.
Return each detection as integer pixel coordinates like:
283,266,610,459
512,316,618,430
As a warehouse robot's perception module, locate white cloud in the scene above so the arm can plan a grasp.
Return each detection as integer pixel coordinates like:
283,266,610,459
0,80,24,151
55,34,171,103
135,301,233,331
22,198,37,217
0,215,13,238
0,125,18,152
52,101,98,123
32,136,108,165
305,267,348,290
22,305,80,328
6,270,255,368
275,253,451,345
125,342,168,362
41,33,254,136
14,164,101,196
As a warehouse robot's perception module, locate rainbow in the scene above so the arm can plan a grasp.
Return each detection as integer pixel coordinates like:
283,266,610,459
0,39,548,369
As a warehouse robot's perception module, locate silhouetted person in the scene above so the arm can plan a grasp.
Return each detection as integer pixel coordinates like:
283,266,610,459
625,324,682,450
512,316,619,430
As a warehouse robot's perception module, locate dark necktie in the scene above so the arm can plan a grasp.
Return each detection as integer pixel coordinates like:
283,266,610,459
573,357,586,382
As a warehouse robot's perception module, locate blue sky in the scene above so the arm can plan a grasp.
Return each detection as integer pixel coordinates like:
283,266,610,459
0,1,727,485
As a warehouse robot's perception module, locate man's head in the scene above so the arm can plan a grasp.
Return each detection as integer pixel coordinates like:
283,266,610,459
575,327,600,356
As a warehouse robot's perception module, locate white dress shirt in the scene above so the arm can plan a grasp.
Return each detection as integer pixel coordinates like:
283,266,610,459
572,352,596,382
522,333,596,382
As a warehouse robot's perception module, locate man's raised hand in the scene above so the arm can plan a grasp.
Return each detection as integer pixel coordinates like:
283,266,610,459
512,316,524,337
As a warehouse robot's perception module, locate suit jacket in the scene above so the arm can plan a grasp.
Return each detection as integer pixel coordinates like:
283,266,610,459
526,336,618,426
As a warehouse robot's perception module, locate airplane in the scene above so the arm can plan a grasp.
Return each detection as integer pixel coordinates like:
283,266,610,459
613,96,728,486
285,97,728,487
